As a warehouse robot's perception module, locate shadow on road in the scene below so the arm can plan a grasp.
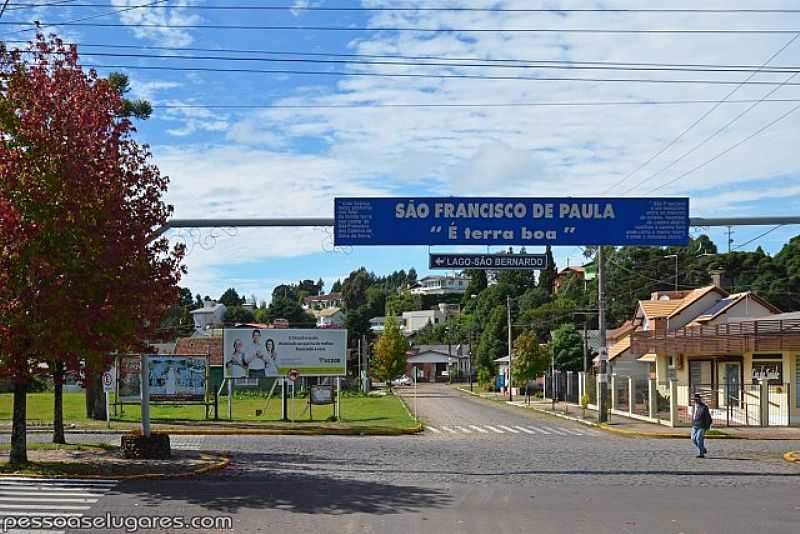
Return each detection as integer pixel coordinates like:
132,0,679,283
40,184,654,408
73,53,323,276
115,451,452,515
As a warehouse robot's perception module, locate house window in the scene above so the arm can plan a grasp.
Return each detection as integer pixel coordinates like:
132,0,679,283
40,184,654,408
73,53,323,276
751,354,783,385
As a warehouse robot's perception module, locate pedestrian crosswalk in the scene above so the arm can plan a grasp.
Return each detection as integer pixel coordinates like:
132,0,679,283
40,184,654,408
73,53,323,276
424,423,600,437
0,476,117,533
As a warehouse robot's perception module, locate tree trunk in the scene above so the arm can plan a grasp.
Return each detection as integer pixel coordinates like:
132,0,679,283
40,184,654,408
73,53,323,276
85,370,95,419
53,361,66,444
9,381,27,466
91,370,106,421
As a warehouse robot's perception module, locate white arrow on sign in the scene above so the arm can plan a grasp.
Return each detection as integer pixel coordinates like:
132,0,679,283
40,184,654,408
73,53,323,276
435,257,445,265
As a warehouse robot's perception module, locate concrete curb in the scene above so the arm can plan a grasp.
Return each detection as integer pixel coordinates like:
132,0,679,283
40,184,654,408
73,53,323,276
0,452,231,481
1,426,422,437
455,387,752,440
783,451,800,465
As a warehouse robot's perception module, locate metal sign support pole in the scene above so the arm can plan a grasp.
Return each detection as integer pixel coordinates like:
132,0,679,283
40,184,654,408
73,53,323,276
598,246,609,423
227,377,233,420
105,390,110,429
141,355,150,437
336,377,342,421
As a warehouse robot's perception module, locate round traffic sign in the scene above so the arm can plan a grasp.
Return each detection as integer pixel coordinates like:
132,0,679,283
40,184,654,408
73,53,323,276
287,369,299,382
102,371,113,391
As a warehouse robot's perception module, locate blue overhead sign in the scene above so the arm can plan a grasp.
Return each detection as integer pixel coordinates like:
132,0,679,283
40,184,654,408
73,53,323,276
334,197,689,247
430,253,548,270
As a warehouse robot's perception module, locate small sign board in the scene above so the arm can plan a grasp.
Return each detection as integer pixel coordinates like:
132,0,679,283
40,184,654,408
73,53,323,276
310,385,334,405
102,371,114,392
429,253,547,270
287,369,299,383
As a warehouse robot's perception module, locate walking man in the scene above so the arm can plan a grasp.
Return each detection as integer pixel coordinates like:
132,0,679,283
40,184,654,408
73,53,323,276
691,393,712,458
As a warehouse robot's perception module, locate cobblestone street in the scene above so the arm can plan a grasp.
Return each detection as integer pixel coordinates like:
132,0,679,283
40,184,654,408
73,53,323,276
21,384,800,533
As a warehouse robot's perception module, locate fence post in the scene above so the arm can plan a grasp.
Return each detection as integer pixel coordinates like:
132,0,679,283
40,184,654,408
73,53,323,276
760,381,770,427
628,376,633,416
543,373,548,400
578,372,585,403
610,375,616,411
648,379,657,419
566,371,572,402
669,380,678,427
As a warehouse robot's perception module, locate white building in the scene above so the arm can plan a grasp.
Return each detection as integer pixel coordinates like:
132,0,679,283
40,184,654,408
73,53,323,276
408,275,469,295
316,307,346,328
189,300,227,333
303,292,344,310
401,303,461,334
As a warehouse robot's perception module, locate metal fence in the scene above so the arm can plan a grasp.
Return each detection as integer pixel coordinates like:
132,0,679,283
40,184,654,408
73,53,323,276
631,378,650,417
585,372,597,406
613,377,629,412
566,372,579,404
655,383,671,421
675,383,790,427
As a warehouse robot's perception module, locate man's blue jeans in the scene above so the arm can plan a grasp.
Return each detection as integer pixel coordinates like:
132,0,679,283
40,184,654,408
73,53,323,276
691,426,706,456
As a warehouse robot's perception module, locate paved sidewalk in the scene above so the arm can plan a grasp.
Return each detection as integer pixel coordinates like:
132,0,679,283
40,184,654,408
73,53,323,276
510,398,800,440
453,387,800,440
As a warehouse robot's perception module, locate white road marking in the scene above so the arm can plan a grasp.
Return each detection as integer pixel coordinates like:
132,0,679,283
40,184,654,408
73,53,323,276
529,426,551,435
442,426,459,434
469,425,489,433
454,426,472,433
562,427,585,435
542,426,567,435
0,503,92,510
513,426,537,434
0,496,99,503
497,425,520,434
426,426,442,433
483,425,505,434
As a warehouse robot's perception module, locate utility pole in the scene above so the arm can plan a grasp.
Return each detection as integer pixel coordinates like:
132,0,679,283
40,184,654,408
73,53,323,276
597,246,609,423
583,320,589,372
727,226,734,253
357,337,362,391
664,254,679,291
507,295,513,402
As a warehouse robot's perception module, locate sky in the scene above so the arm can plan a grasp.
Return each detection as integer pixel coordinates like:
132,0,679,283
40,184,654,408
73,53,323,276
3,1,800,304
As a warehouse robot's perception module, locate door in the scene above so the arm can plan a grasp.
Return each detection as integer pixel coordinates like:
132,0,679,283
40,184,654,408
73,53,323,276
721,362,741,408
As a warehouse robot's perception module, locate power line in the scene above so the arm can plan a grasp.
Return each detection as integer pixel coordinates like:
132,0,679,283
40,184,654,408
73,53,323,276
8,39,800,73
149,99,800,111
74,63,800,86
0,0,11,19
15,48,800,75
600,33,800,195
626,70,800,195
2,21,800,34
0,0,167,38
732,225,785,250
8,3,800,14
647,101,800,194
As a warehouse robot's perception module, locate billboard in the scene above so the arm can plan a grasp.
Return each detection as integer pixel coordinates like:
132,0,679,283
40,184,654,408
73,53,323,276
334,197,689,246
117,355,207,402
223,328,347,377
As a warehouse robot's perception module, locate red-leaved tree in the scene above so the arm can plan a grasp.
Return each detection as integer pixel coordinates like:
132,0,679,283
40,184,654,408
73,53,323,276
0,35,185,464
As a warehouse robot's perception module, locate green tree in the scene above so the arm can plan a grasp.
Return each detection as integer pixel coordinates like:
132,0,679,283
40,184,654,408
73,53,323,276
551,323,585,371
266,296,315,326
342,268,374,310
475,305,507,386
107,72,153,119
372,316,408,389
345,305,373,348
538,245,557,294
511,331,549,387
462,269,487,309
385,292,422,316
224,306,256,324
219,288,244,307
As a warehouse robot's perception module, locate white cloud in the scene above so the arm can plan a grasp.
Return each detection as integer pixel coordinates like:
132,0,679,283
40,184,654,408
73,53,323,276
111,0,201,47
129,80,180,101
148,0,800,295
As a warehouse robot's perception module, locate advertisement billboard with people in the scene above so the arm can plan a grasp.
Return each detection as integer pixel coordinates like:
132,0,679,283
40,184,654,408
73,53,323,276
223,328,347,378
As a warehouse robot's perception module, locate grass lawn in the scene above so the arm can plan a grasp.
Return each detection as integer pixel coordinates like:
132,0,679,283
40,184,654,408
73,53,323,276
0,392,416,428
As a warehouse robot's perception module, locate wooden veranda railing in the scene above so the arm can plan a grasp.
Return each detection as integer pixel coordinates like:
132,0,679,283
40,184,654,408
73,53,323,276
631,319,800,357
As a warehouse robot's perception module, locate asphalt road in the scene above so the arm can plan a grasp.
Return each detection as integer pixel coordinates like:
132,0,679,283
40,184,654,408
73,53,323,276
14,384,800,533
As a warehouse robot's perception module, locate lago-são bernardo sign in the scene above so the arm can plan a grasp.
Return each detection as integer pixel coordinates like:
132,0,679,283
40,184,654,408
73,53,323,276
334,197,689,247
